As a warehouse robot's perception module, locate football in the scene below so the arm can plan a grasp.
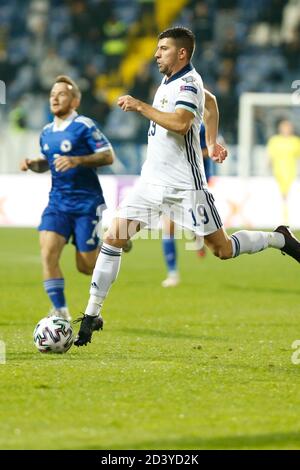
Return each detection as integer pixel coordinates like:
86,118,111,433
33,316,73,353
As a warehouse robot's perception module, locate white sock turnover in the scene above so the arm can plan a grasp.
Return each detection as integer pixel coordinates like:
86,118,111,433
230,230,285,257
85,243,122,316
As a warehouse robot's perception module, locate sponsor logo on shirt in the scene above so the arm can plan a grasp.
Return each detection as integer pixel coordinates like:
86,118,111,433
180,85,197,94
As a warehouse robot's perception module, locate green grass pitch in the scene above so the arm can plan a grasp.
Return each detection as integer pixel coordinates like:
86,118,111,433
0,227,300,450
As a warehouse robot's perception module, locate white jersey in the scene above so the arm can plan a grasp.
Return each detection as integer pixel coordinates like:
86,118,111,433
141,63,206,190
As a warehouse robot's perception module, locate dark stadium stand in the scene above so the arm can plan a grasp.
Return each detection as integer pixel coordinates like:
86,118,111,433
1,0,300,171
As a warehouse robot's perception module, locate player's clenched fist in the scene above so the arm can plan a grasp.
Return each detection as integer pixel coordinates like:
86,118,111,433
207,143,228,163
20,158,49,173
55,156,77,172
118,95,141,112
20,158,32,171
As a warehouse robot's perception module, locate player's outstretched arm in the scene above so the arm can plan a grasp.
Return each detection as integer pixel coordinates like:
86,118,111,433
118,95,194,135
20,158,49,173
54,149,115,172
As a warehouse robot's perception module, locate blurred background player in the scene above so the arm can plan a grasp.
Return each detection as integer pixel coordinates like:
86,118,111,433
161,121,213,287
267,119,300,223
20,75,115,320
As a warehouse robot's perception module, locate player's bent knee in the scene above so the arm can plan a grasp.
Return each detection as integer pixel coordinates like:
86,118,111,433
103,232,128,249
212,247,232,260
219,252,231,260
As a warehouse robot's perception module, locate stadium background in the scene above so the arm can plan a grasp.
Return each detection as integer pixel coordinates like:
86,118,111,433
1,0,300,452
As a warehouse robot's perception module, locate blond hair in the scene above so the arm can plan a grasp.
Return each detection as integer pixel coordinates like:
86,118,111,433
54,75,81,100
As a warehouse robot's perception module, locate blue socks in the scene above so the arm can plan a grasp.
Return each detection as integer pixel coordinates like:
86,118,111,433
44,278,66,309
162,237,177,273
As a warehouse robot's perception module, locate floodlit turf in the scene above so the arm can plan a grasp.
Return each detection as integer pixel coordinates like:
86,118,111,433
1,227,300,450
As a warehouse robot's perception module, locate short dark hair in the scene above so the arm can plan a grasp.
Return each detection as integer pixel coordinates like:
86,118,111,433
54,75,81,100
158,27,195,60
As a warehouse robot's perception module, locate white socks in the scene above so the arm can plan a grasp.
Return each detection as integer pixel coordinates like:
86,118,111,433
83,233,286,316
85,243,122,317
230,230,285,257
266,232,285,249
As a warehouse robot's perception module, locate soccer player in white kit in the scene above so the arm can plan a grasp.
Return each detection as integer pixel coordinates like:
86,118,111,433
74,27,300,346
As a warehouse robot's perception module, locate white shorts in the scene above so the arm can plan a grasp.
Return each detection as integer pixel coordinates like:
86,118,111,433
117,180,223,236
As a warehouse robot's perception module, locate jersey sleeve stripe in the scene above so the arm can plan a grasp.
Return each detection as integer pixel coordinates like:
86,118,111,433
175,104,197,115
94,144,112,153
75,116,94,128
175,100,197,110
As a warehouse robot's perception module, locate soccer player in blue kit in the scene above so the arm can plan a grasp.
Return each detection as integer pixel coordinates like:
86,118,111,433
20,75,115,321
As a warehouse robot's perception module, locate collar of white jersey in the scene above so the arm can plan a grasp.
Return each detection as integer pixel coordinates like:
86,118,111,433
163,63,193,85
53,110,78,132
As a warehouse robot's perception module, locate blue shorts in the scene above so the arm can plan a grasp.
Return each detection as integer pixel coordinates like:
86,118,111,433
38,205,104,252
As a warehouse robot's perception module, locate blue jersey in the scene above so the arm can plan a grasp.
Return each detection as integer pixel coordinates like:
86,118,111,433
200,124,213,182
40,112,112,214
200,123,206,151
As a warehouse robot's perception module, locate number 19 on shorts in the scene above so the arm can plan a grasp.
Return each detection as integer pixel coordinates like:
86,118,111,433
189,204,209,226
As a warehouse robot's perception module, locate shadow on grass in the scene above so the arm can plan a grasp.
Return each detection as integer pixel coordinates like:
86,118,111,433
79,430,300,450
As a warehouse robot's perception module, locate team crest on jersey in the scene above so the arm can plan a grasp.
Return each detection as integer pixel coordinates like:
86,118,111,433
43,143,49,151
182,76,195,83
160,96,168,108
92,129,102,141
60,139,72,152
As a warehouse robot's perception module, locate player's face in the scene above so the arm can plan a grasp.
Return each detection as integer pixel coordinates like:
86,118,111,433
278,120,294,136
155,38,184,77
50,82,78,117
